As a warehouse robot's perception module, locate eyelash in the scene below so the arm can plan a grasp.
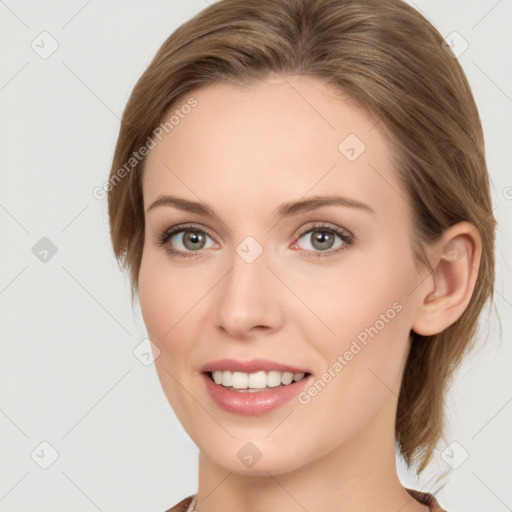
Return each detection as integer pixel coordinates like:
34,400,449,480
156,222,355,259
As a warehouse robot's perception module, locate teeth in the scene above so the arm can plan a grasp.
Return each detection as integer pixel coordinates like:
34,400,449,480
222,371,232,387
248,371,266,388
267,371,282,388
211,370,306,390
281,372,294,385
232,371,248,389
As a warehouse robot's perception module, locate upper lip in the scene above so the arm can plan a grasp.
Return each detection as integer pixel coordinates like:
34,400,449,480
200,358,311,374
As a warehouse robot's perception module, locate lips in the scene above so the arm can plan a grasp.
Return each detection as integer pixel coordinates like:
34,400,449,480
199,358,311,374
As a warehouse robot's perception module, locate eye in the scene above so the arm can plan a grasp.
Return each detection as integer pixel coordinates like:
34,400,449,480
157,223,218,258
292,222,354,258
156,221,354,259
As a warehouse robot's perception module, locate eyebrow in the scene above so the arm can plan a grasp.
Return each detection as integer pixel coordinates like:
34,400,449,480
146,194,375,217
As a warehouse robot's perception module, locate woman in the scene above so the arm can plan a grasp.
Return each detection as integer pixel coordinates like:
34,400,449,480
107,0,496,510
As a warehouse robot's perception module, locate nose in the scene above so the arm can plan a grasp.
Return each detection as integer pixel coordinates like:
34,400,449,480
215,246,284,339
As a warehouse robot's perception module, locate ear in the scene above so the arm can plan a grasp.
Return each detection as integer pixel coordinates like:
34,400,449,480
411,222,482,336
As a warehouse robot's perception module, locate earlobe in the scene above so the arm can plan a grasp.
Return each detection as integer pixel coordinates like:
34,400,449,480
411,222,482,336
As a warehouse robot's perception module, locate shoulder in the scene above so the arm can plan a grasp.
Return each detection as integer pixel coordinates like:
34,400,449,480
405,487,448,512
163,494,195,512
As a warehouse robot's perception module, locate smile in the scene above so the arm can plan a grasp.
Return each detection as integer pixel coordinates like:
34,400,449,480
199,358,313,414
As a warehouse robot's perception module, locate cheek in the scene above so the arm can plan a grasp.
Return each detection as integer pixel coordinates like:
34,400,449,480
138,250,181,343
300,249,416,379
138,256,164,339
296,264,408,342
138,253,194,410
138,249,207,363
295,276,413,440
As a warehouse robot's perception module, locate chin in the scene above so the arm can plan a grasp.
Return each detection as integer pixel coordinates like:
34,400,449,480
198,439,312,476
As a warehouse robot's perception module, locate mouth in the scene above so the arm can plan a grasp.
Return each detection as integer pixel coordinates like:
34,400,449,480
199,358,313,414
201,369,313,416
204,370,311,393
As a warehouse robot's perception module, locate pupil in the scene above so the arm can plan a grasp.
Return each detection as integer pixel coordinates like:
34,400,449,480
185,231,204,249
313,230,333,250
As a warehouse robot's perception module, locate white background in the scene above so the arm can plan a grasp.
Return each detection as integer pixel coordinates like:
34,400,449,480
1,1,511,511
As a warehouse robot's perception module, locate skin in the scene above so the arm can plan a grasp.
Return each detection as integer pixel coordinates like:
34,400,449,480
138,74,481,512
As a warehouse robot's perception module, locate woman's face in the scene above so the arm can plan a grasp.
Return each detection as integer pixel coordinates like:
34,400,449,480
139,74,429,474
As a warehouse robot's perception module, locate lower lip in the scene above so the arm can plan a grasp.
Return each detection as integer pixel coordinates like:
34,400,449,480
202,373,311,416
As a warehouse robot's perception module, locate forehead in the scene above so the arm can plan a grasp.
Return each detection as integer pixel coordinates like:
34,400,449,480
142,75,403,222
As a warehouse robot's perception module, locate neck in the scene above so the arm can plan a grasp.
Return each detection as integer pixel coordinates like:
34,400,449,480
194,394,429,512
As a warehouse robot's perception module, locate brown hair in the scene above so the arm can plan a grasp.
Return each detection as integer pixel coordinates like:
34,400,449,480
107,0,497,482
